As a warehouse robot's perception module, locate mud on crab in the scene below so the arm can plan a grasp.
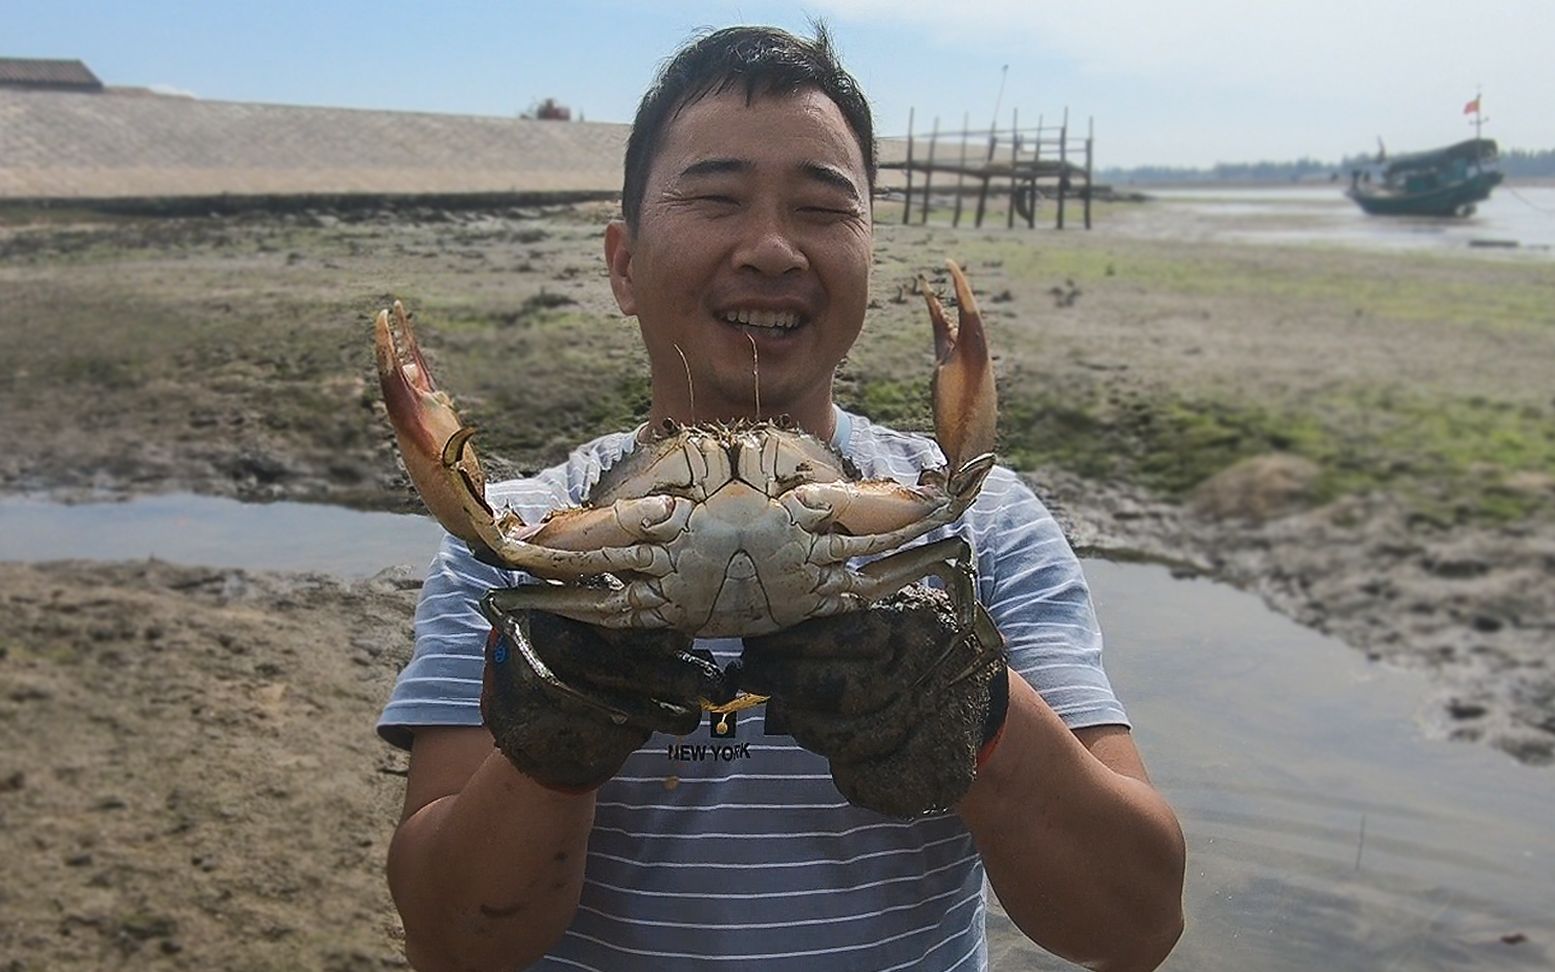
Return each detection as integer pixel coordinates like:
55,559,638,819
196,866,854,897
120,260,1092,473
373,260,1003,720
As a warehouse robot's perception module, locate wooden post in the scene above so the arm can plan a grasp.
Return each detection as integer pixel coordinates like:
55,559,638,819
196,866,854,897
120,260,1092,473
920,117,939,224
974,118,997,228
1056,107,1069,230
1084,116,1095,230
1006,108,1020,229
952,111,969,227
1027,113,1043,229
902,108,915,225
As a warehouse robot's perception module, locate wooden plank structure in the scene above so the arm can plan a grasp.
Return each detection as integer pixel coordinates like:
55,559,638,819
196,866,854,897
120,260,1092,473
884,108,1096,230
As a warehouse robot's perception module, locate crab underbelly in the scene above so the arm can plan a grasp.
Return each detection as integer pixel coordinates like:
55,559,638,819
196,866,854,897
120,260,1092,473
667,485,819,638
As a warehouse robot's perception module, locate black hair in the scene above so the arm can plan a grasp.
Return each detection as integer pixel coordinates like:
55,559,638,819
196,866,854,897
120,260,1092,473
621,23,876,229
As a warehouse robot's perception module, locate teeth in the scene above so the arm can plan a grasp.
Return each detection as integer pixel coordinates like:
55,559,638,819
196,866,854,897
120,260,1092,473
721,309,801,329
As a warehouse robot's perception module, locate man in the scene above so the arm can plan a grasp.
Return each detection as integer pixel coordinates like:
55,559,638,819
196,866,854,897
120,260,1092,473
379,25,1184,972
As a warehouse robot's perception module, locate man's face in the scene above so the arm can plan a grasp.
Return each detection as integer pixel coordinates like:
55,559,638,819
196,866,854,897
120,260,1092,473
605,86,872,428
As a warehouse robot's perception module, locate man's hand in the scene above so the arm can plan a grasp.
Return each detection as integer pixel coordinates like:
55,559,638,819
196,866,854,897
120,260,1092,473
741,586,1007,818
481,608,732,792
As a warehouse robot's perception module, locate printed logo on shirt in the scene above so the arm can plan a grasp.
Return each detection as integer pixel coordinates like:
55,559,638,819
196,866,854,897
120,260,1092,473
666,741,752,762
663,707,754,762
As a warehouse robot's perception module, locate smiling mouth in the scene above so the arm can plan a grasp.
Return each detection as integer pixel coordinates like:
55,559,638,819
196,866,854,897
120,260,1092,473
718,308,806,332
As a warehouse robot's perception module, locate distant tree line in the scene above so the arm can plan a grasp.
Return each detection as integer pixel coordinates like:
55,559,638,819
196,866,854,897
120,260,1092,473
1499,148,1555,177
1100,146,1555,183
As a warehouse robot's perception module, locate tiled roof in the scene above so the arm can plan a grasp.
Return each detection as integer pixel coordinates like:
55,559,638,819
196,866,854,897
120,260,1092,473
0,58,102,89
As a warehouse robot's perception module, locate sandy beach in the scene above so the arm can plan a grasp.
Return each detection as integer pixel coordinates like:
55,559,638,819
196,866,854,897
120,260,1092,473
2,197,1551,968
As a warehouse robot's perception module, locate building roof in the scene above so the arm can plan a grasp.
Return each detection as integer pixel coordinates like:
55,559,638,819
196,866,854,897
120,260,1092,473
0,58,103,90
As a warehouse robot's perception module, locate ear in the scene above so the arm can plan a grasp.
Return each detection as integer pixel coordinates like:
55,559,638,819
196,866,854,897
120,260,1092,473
604,220,636,316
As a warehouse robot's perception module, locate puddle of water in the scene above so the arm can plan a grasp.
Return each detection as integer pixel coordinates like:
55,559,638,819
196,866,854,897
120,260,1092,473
4,495,1551,968
0,493,444,578
991,561,1553,971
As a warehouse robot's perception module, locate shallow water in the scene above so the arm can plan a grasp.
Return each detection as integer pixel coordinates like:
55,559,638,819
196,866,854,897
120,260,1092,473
4,495,1552,969
0,492,445,578
990,560,1553,971
1124,184,1555,257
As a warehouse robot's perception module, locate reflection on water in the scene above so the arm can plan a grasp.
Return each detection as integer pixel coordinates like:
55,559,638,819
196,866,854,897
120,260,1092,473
989,561,1554,971
0,493,444,578
4,496,1552,969
1125,185,1555,256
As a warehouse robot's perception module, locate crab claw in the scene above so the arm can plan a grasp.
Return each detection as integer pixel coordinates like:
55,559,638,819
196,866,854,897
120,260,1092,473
919,260,997,482
374,301,511,563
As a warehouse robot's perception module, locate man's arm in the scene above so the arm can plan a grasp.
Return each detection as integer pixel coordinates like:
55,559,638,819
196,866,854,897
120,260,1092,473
387,726,595,972
959,673,1186,972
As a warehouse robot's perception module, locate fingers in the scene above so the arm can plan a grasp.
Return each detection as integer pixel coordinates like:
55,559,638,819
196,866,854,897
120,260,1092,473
532,612,726,702
496,611,730,736
741,609,900,713
740,649,894,714
742,589,957,711
765,699,908,762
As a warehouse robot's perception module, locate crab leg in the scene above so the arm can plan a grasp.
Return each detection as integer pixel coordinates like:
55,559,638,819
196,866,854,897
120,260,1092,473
485,580,676,630
782,459,996,566
374,301,503,558
826,536,1004,682
920,260,997,484
775,261,998,546
375,301,690,574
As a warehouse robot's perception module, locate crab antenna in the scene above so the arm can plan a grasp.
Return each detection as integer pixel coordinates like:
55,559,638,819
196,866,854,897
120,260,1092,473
673,343,695,424
746,332,761,419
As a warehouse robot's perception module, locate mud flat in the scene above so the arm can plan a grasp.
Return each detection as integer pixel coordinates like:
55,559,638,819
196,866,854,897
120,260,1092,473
1,199,1552,966
4,198,1550,757
0,559,417,969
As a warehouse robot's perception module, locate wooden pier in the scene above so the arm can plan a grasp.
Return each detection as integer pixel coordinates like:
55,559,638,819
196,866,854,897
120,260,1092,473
881,108,1096,230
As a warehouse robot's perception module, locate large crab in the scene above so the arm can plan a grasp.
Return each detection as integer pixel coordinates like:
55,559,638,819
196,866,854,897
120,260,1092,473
373,260,1002,719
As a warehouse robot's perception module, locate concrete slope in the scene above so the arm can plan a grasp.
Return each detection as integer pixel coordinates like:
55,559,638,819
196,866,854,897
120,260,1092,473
0,89,629,199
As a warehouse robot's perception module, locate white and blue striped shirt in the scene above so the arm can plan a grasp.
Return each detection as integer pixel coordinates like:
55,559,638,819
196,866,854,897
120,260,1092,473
380,409,1128,970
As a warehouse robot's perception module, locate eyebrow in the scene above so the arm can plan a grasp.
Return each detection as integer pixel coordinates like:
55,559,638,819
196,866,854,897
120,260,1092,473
677,157,751,180
676,157,862,203
799,161,862,202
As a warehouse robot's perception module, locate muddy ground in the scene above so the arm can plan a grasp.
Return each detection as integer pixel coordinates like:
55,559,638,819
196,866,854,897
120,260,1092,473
1,198,1552,968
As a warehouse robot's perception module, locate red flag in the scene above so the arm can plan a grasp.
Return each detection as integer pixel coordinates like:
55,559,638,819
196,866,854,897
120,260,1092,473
1463,96,1481,115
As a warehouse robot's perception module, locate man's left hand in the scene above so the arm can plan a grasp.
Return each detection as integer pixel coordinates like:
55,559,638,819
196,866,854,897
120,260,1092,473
740,586,1008,818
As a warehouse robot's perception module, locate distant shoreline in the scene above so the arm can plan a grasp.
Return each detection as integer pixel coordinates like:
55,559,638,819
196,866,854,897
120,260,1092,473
1113,176,1555,190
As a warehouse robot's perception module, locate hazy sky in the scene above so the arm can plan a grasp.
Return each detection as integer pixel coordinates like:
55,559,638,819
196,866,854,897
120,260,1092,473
10,0,1549,168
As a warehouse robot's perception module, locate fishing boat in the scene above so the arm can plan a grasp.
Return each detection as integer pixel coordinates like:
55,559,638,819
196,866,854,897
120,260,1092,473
1346,138,1503,217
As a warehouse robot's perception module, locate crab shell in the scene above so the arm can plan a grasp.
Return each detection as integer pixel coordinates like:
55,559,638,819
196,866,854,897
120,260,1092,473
373,260,998,640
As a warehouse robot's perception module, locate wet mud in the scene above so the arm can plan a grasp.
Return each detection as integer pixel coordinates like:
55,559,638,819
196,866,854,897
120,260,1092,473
1,199,1551,967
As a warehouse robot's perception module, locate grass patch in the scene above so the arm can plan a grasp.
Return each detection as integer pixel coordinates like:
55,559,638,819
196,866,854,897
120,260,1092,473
840,375,932,432
838,364,1555,525
584,371,654,431
950,234,1555,333
49,353,145,391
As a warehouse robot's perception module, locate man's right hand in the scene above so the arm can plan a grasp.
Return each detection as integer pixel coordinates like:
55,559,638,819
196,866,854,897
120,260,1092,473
479,608,731,792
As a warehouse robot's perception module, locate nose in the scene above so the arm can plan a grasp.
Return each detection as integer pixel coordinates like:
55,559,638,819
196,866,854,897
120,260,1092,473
732,207,808,276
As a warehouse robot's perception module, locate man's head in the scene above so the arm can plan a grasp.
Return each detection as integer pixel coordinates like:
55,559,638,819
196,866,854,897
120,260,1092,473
621,25,876,232
606,25,877,435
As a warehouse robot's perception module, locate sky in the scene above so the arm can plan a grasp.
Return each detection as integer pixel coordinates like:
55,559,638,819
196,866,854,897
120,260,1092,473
9,0,1551,169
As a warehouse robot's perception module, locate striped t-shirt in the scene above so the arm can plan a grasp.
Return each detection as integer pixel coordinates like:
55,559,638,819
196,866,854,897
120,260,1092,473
379,409,1129,971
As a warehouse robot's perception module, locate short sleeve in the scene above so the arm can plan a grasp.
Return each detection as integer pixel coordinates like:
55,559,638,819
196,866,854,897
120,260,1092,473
376,435,631,750
376,533,516,750
973,469,1129,729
